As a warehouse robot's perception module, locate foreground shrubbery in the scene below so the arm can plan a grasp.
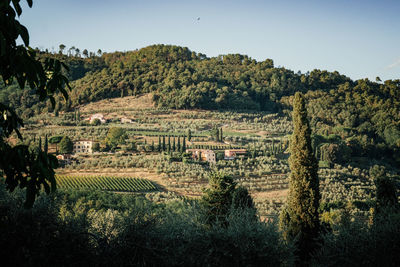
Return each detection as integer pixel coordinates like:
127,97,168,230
312,210,400,267
0,183,399,266
0,185,292,266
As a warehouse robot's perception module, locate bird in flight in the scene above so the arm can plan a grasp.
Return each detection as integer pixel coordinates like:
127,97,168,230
197,17,200,21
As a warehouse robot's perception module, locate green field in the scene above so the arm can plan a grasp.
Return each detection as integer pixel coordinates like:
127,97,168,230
56,175,159,192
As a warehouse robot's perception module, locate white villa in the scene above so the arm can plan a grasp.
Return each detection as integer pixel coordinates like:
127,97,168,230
74,140,93,153
186,149,216,164
88,113,106,124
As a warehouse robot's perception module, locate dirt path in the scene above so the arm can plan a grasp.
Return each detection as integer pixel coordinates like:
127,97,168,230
252,189,288,200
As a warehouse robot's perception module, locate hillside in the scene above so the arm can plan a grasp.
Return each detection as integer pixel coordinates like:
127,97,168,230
17,92,399,219
2,44,399,166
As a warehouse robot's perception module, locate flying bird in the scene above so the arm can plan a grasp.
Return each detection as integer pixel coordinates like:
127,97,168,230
197,17,200,21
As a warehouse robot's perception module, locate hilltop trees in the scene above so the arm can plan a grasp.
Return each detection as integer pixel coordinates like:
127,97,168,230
280,92,320,263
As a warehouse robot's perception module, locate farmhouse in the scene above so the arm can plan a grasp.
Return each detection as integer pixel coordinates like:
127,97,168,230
224,149,247,160
74,140,93,154
56,154,72,164
88,113,106,124
186,149,216,164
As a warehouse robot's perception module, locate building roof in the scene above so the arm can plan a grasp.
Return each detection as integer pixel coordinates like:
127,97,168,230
225,149,247,152
186,149,214,153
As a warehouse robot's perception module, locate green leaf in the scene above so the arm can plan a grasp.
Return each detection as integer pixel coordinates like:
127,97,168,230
18,24,29,46
12,0,22,16
59,87,68,100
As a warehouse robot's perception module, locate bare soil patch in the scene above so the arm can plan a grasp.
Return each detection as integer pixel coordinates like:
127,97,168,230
79,94,155,113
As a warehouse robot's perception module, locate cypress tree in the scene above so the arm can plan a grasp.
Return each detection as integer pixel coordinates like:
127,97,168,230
177,136,181,152
151,140,155,152
167,135,171,152
182,136,186,152
162,136,166,151
44,134,48,153
219,128,223,142
172,137,176,151
158,136,161,152
280,92,320,264
187,129,192,141
272,139,275,155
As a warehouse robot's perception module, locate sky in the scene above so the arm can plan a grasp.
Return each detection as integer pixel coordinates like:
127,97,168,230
19,0,400,81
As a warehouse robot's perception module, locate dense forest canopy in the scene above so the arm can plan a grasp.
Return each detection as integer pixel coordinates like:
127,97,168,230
1,44,399,163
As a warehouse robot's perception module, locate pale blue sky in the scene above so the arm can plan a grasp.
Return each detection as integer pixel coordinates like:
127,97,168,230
20,0,400,81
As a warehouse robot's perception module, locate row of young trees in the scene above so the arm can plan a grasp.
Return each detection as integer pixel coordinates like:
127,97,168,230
211,127,224,142
156,135,187,153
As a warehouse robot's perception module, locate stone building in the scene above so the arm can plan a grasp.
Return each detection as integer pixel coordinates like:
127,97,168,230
186,149,216,164
74,140,93,153
224,149,247,160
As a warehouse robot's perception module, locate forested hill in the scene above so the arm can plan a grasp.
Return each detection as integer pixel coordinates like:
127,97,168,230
1,44,399,162
1,44,398,113
69,44,355,111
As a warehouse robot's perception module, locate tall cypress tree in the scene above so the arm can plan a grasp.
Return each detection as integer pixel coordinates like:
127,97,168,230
182,136,186,152
187,129,192,141
219,128,223,142
44,134,48,153
162,136,166,151
280,92,320,263
215,127,220,142
167,135,171,152
172,137,176,152
158,136,161,152
177,136,181,152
